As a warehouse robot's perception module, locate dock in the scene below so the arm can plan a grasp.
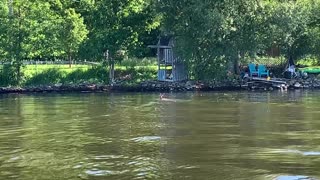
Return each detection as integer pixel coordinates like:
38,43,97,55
247,77,288,90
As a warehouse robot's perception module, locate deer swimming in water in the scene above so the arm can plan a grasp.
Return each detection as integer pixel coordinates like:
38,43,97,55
159,93,176,102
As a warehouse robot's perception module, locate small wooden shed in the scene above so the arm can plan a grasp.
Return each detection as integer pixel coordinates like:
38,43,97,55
148,36,188,82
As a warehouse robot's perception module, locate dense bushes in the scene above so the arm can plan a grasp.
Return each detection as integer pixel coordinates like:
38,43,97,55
62,66,110,84
0,65,20,86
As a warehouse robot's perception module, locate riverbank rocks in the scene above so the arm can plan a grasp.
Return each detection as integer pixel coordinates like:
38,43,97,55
1,78,320,94
246,77,320,90
287,78,320,89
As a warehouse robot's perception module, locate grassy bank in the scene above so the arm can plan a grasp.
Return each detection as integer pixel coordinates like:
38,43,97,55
0,63,157,87
1,56,319,87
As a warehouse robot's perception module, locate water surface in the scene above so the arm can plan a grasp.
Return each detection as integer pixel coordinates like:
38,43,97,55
0,91,320,180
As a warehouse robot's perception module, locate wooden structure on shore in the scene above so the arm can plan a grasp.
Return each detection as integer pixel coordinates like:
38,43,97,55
148,36,188,82
247,77,288,90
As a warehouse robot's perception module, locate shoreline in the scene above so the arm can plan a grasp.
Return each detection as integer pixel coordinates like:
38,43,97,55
1,78,320,94
0,82,244,94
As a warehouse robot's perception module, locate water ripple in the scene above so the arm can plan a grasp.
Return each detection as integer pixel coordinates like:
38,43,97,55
130,136,161,142
93,155,126,160
83,169,130,177
276,175,317,180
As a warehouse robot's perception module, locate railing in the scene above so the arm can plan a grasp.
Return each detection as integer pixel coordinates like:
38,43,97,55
160,49,178,64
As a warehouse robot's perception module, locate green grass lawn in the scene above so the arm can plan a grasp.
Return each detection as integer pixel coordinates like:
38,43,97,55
22,64,90,76
20,64,157,74
0,63,158,86
0,58,158,86
114,65,158,70
0,64,157,81
299,66,320,74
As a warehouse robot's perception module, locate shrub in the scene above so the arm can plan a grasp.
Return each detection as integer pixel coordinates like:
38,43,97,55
25,68,65,85
297,56,320,66
0,64,22,86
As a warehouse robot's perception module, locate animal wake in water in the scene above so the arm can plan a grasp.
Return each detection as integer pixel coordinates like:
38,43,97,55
159,93,176,102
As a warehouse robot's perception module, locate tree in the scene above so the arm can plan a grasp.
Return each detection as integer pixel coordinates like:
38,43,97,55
157,0,320,79
47,0,90,65
0,0,30,82
0,1,9,59
0,0,88,84
60,8,88,67
263,1,309,60
78,0,161,83
157,0,265,79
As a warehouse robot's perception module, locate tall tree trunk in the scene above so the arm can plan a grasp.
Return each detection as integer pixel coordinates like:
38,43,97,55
234,54,240,75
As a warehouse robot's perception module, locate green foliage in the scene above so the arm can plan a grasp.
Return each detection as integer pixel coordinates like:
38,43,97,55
115,67,157,83
157,0,320,79
65,66,109,83
120,57,157,68
0,64,20,86
245,56,287,67
191,57,229,81
297,56,320,66
0,63,157,86
78,0,161,61
262,0,312,59
157,0,267,78
25,68,65,86
24,65,109,85
133,67,157,82
61,8,88,58
2,0,320,83
0,0,88,83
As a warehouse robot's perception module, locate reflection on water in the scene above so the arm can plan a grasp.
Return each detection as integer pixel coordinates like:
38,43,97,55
0,91,320,179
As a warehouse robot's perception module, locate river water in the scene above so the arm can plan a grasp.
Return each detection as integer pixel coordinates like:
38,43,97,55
0,91,320,180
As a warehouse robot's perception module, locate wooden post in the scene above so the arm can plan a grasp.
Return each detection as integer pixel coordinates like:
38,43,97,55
171,48,174,81
110,59,114,84
157,45,160,80
68,53,72,68
232,52,240,75
104,50,114,85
